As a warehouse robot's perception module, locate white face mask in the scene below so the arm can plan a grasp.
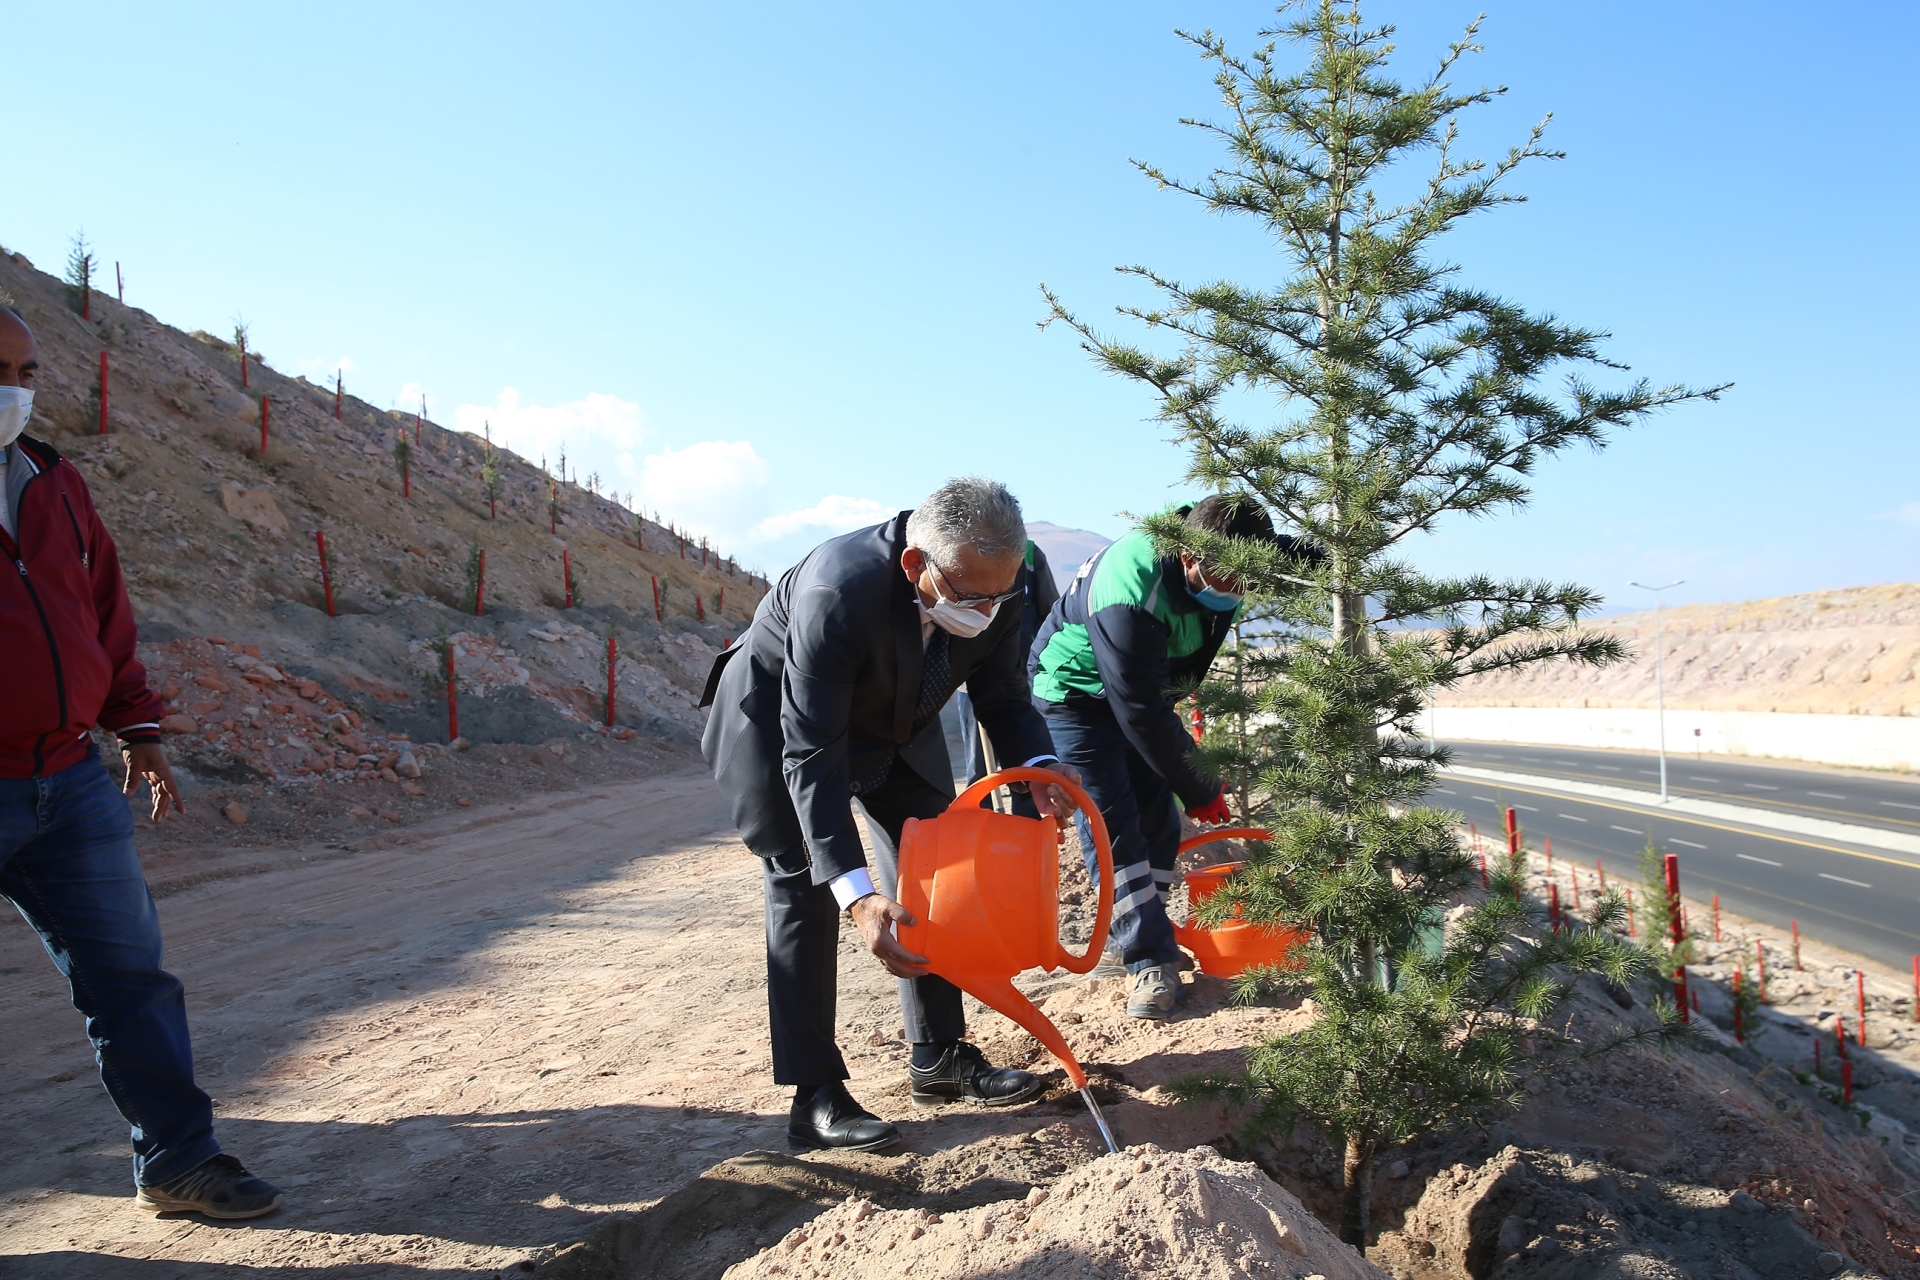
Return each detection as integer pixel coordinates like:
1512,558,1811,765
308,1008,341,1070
926,591,1001,638
0,387,31,449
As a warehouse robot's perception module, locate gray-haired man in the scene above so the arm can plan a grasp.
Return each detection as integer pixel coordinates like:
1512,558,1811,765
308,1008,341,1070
700,477,1081,1151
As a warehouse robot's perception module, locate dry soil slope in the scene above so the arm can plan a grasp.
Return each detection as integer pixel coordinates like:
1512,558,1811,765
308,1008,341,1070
1435,583,1920,718
0,243,766,748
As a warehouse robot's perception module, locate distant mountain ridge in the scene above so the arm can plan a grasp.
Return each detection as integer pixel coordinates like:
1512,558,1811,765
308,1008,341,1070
1027,521,1113,592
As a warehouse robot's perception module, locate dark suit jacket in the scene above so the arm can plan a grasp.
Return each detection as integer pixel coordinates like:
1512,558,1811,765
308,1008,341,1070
700,512,1055,885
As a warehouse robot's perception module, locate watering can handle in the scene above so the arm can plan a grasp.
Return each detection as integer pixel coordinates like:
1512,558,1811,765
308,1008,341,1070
951,768,1113,976
1176,826,1271,856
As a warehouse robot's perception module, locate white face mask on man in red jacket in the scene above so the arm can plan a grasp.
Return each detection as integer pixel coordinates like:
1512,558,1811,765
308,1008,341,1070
0,386,31,447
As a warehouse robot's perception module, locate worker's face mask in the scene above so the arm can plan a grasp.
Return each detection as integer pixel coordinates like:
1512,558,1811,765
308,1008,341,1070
0,387,31,449
1190,583,1242,612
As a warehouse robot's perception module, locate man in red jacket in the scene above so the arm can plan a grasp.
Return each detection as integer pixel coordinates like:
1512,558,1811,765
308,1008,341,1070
0,305,281,1218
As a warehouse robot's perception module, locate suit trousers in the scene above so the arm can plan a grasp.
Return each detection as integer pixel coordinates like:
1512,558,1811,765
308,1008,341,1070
762,761,967,1086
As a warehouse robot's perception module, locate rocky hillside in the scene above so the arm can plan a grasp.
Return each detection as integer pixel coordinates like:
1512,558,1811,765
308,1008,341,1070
0,242,768,845
1436,584,1920,718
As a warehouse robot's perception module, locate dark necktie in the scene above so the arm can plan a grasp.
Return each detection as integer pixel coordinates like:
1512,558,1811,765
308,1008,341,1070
852,628,955,796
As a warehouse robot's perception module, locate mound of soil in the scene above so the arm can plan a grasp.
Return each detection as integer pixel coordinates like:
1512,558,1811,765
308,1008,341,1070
721,1144,1384,1280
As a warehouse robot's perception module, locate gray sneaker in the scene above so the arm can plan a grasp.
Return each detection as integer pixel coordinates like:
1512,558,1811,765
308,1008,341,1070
1127,964,1180,1019
135,1154,283,1219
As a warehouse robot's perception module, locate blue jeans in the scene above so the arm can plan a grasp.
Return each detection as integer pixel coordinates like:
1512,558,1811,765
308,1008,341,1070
1041,700,1183,974
0,748,218,1187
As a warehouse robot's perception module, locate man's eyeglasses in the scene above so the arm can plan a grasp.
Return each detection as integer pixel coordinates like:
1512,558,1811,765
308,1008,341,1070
925,556,1027,607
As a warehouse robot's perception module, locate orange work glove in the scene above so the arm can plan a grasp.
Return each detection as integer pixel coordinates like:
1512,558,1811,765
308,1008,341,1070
1185,791,1232,826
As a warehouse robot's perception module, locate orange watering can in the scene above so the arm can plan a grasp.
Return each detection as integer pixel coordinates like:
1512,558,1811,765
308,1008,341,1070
895,767,1119,1152
1171,827,1309,977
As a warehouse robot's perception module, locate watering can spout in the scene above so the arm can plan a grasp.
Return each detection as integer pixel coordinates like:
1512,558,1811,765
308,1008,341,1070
896,768,1117,1151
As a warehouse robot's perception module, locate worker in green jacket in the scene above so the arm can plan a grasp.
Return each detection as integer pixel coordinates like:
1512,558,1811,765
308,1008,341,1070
1030,494,1310,1018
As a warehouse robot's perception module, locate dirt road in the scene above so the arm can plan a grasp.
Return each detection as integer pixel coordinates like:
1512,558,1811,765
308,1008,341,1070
0,770,1277,1278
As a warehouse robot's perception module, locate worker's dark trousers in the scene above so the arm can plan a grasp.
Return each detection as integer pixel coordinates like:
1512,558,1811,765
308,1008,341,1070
1041,699,1185,975
0,747,220,1188
761,762,966,1086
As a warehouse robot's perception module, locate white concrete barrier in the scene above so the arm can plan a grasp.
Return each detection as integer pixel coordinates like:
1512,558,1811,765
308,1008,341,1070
1426,705,1920,773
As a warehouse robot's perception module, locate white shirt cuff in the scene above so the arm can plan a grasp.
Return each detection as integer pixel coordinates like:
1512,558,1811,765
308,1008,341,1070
830,867,876,910
1022,754,1059,768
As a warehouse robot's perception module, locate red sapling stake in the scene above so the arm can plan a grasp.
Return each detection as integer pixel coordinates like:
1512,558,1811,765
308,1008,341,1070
315,530,335,617
1675,965,1689,1024
260,395,270,459
1545,837,1552,873
1478,851,1488,889
475,549,487,617
1549,881,1561,933
563,550,574,608
1504,807,1518,854
1663,853,1682,946
606,635,617,727
651,574,661,623
696,593,705,623
445,645,458,742
1836,1015,1848,1059
1189,701,1203,744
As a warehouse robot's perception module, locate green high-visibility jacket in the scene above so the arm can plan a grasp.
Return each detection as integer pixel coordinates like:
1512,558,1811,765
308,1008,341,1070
1028,514,1234,807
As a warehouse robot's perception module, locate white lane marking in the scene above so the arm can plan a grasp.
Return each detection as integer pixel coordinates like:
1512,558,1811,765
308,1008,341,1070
1807,791,1846,800
1472,795,1496,803
1669,838,1706,849
1609,825,1643,835
1637,770,1658,776
1819,872,1872,888
1744,783,1781,791
1596,765,1623,772
1554,759,1581,766
1880,800,1920,812
1689,776,1720,782
1435,787,1457,795
1737,853,1782,866
1558,814,1588,823
1513,804,1539,812
1520,757,1543,763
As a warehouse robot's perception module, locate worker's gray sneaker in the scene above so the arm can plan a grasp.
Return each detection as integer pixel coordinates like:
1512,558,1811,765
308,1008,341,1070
1127,964,1180,1019
135,1154,284,1219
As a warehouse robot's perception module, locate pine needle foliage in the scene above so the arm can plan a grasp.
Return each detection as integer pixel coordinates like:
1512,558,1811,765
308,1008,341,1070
1047,1,1721,1245
481,427,505,519
65,231,96,316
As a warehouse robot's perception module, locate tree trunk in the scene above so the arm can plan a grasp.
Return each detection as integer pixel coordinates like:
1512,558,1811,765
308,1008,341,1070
1339,1134,1373,1247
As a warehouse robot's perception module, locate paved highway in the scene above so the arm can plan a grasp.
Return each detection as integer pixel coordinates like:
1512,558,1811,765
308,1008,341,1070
1442,740,1920,838
1430,744,1920,973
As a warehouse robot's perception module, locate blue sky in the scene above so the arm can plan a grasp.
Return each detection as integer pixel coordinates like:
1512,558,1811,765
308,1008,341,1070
6,2,1915,607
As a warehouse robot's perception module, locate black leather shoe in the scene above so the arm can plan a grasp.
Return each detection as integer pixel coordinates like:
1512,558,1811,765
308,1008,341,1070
908,1041,1043,1108
786,1082,900,1153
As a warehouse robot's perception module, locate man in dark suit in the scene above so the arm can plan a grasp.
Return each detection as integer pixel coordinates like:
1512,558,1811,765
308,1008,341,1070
700,477,1081,1152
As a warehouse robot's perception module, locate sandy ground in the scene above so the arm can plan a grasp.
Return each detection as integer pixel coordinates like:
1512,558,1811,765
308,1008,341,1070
0,770,1282,1278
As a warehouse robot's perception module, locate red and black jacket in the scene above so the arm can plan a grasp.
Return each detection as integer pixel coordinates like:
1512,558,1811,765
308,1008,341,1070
0,434,163,778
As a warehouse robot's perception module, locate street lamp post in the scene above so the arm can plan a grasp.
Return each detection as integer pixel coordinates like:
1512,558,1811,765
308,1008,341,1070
1629,579,1685,802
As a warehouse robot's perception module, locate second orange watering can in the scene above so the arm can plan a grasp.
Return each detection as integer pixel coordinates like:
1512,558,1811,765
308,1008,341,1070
895,767,1118,1152
1171,827,1309,977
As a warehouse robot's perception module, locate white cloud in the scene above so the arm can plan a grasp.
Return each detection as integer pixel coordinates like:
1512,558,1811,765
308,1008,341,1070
755,494,895,542
637,440,771,539
453,386,647,475
1884,501,1920,528
445,388,892,571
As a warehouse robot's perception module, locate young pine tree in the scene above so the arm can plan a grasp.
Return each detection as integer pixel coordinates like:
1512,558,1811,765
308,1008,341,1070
1046,1,1722,1244
65,232,96,320
481,426,505,519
